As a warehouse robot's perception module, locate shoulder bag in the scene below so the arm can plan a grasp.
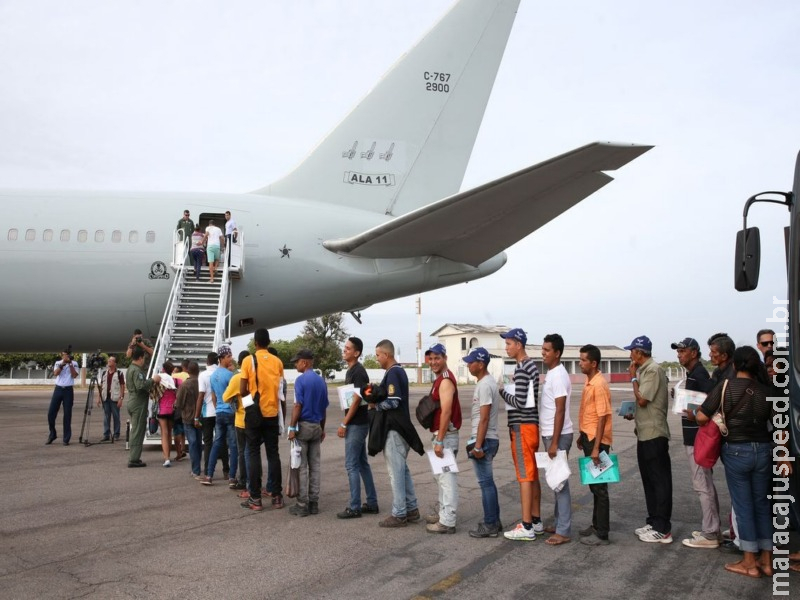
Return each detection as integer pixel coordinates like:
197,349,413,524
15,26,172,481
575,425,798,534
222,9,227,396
244,353,264,429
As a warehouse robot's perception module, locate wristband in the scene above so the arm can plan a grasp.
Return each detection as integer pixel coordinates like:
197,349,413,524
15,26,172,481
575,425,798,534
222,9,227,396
340,423,347,429
432,440,444,446
288,426,298,432
630,377,638,383
473,447,483,452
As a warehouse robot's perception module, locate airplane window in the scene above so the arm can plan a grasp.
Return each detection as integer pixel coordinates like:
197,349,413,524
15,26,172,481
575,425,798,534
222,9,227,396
60,230,70,242
112,230,122,243
43,229,53,242
146,231,155,243
129,231,138,243
78,230,88,243
8,229,18,241
25,229,35,241
95,230,104,242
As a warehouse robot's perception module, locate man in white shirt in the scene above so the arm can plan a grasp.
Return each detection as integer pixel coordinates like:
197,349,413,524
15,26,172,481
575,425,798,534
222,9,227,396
196,352,229,480
224,210,238,266
540,333,573,546
47,348,79,445
204,219,225,283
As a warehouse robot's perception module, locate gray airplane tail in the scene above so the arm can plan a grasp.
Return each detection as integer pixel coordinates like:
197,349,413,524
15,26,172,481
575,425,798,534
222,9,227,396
254,0,522,217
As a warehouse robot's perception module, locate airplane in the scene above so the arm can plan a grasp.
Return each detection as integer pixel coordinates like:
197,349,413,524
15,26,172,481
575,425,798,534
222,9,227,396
1,0,651,353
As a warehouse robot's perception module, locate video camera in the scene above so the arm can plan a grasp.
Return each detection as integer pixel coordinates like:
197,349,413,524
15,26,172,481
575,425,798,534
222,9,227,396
88,351,107,372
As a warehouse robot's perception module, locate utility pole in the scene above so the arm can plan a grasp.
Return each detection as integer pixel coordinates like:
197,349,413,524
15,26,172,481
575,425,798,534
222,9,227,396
416,295,422,384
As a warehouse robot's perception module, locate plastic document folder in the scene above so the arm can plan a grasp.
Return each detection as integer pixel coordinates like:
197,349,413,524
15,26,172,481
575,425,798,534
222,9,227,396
578,453,621,485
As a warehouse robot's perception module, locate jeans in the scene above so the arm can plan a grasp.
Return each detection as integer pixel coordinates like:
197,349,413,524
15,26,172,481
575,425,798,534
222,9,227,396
246,416,282,500
684,445,721,538
579,432,610,538
637,436,672,534
235,426,249,485
344,422,378,510
469,437,500,527
190,248,204,279
202,416,229,476
208,412,237,479
384,430,418,518
721,441,773,552
542,433,573,536
48,385,74,443
433,430,459,527
185,422,203,476
297,421,323,505
102,399,121,438
127,398,147,462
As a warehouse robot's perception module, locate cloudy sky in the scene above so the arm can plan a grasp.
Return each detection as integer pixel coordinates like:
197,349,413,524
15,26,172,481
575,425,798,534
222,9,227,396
1,0,798,363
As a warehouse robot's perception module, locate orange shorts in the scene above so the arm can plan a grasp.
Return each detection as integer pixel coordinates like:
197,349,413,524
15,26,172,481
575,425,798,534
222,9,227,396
509,423,540,482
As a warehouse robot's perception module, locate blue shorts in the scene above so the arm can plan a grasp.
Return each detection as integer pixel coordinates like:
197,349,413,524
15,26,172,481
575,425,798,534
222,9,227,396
173,420,185,436
207,245,221,262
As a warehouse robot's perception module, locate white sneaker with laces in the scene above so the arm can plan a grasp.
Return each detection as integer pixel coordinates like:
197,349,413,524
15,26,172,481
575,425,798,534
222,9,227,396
681,534,718,548
639,530,673,544
504,523,537,541
163,459,171,468
532,521,544,534
634,524,653,536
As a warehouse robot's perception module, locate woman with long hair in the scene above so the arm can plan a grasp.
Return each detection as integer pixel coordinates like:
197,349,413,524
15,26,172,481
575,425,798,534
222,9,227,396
157,362,178,467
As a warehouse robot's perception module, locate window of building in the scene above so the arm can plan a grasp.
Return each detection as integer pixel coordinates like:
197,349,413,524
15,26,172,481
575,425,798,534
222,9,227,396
43,229,53,242
60,229,70,242
25,229,35,241
129,231,138,243
8,229,18,241
145,230,155,243
112,230,122,243
461,337,467,351
469,337,479,349
95,230,104,243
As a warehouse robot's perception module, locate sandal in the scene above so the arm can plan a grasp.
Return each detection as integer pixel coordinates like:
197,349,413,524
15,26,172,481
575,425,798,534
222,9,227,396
545,534,571,546
724,562,761,579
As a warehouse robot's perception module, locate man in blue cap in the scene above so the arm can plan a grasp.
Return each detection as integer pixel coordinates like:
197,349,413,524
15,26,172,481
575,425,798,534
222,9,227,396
624,335,672,544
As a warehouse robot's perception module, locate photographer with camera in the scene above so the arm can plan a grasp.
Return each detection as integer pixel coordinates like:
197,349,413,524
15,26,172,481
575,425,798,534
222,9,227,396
125,329,153,366
47,348,79,445
97,355,124,441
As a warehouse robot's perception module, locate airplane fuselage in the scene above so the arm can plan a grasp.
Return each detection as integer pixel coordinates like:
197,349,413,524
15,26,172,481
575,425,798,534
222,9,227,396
1,190,505,352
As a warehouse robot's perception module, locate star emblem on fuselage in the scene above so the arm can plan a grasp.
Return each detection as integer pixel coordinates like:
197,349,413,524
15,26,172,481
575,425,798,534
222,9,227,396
279,245,292,258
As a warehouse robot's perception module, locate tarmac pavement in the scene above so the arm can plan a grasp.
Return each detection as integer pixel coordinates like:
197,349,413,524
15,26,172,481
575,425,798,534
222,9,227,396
0,384,795,599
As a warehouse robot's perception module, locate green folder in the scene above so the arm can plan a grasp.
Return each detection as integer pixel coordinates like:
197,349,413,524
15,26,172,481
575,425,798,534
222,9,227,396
579,453,621,485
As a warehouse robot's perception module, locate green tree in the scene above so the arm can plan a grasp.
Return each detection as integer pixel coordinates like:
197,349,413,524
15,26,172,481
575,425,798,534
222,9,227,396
0,352,59,375
270,337,306,368
302,313,348,376
362,354,380,369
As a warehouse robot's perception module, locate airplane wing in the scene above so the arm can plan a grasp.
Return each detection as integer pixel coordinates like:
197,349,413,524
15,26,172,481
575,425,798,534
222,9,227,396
323,142,653,267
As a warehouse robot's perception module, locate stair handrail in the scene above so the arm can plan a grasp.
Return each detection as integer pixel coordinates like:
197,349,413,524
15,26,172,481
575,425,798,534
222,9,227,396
213,245,232,350
148,232,189,378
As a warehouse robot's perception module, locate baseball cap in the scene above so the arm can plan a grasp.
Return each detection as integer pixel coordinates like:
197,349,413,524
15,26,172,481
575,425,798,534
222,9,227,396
426,343,446,356
500,328,527,345
670,337,699,350
462,347,490,365
216,344,232,358
290,348,314,362
623,336,652,352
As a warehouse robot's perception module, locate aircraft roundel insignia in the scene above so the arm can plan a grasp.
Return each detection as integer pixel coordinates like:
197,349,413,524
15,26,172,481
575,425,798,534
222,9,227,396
388,384,395,395
149,261,170,280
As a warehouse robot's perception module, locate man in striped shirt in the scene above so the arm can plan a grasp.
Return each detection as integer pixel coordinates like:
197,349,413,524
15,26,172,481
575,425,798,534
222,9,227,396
498,328,543,541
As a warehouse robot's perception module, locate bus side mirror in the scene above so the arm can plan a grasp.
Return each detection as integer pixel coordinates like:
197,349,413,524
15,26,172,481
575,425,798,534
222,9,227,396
734,227,761,291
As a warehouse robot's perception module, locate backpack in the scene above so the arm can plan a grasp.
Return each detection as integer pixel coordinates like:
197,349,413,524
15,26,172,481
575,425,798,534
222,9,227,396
416,385,436,429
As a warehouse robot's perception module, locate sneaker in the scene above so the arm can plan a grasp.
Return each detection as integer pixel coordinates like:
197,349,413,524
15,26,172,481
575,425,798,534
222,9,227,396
638,530,673,544
504,523,536,541
426,504,440,524
127,460,147,468
237,490,251,499
337,507,362,519
532,521,545,535
682,535,719,549
200,476,213,486
579,525,597,537
469,522,501,538
271,494,285,509
361,503,380,514
379,515,408,528
289,503,310,517
228,478,237,487
192,474,204,481
241,498,263,512
163,460,171,468
634,524,653,536
406,508,421,523
231,481,247,490
580,533,610,546
427,522,456,534
308,501,319,515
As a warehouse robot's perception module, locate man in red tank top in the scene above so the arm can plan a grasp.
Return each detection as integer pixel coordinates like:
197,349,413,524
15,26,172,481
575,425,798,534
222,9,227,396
425,343,461,534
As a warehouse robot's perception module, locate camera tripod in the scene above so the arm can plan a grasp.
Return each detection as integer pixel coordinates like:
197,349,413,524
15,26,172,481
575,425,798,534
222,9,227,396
78,371,115,446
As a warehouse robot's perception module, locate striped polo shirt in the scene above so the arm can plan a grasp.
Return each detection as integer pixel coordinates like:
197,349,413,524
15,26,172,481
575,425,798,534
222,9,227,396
499,357,539,426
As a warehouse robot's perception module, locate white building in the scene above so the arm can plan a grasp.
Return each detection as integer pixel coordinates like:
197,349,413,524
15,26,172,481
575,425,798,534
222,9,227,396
431,324,631,384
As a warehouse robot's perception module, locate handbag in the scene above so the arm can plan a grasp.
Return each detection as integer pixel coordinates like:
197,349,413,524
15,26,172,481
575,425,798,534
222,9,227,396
416,393,436,429
693,380,747,468
148,400,159,435
244,353,264,429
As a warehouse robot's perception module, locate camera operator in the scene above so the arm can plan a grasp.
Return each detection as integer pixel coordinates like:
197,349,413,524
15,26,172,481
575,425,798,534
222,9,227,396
97,355,125,441
126,346,161,468
47,349,79,445
125,329,153,366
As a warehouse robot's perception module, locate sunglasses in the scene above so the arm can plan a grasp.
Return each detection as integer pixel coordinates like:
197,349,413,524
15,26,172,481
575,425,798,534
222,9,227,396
759,340,774,346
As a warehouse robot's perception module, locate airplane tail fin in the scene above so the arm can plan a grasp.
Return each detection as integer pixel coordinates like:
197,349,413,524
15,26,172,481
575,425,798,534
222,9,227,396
255,0,522,216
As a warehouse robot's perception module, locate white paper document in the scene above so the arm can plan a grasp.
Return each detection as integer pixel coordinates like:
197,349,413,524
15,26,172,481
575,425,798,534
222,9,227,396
241,394,254,408
337,385,365,410
585,451,614,479
426,448,459,474
672,381,707,414
503,381,536,411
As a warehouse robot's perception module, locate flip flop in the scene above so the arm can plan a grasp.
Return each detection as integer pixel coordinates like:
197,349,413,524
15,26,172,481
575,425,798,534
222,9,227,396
545,535,571,546
724,562,761,579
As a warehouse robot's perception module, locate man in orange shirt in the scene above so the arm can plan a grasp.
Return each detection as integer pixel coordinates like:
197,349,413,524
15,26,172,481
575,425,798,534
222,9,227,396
239,328,285,511
576,344,613,546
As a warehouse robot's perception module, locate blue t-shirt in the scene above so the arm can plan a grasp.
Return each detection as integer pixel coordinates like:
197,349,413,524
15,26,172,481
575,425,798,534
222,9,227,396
211,367,234,414
295,370,329,423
